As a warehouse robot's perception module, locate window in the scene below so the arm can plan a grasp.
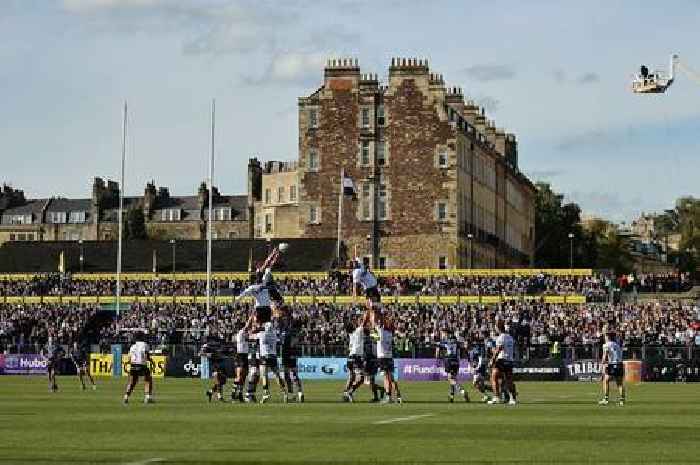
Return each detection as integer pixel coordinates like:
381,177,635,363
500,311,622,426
290,185,297,201
361,141,370,166
309,205,318,224
378,184,388,220
9,234,15,241
438,256,447,270
438,149,448,168
278,186,285,204
308,150,319,170
309,108,318,128
228,232,237,239
377,105,385,126
17,233,26,241
265,214,272,233
161,209,180,221
377,141,386,166
265,188,271,204
437,202,447,221
26,233,34,241
49,211,67,224
63,232,70,240
361,108,370,128
361,183,371,220
69,211,86,223
215,208,231,221
378,257,387,270
10,215,30,225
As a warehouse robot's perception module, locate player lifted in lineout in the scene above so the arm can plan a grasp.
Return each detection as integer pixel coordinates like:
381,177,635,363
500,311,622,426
70,341,96,391
123,331,155,405
599,330,626,406
436,329,468,402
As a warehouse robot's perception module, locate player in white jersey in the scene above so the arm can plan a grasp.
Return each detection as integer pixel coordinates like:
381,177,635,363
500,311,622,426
599,331,626,406
123,332,154,405
369,313,402,404
237,279,273,326
231,317,252,403
352,259,381,313
343,316,365,402
488,320,517,405
256,321,287,403
436,329,468,402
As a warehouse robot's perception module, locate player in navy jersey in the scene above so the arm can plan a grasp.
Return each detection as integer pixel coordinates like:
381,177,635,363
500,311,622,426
599,331,626,406
43,339,65,393
231,318,251,403
278,307,304,402
468,344,492,402
70,341,96,391
206,360,227,402
245,331,261,403
436,330,468,402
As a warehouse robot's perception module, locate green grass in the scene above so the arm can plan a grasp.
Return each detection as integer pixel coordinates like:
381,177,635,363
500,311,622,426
1,377,699,464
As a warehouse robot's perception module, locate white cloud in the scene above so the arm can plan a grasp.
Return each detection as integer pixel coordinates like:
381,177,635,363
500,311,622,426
462,64,516,82
243,52,327,86
62,0,162,13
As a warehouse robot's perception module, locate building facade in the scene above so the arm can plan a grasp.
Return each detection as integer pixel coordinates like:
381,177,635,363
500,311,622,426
0,178,251,246
255,57,536,268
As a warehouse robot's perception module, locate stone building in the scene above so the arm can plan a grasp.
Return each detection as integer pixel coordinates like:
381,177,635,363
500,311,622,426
0,178,250,246
254,57,536,268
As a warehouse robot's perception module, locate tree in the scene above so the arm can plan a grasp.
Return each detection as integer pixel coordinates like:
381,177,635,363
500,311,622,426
534,183,596,268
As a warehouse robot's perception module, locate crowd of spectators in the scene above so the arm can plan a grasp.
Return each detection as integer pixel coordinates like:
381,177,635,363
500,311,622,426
618,272,693,293
2,299,698,356
0,273,614,299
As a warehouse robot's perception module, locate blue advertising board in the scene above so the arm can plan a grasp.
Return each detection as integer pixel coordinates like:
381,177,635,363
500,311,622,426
297,357,348,380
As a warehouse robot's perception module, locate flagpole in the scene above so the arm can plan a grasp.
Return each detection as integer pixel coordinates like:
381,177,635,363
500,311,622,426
206,99,215,315
337,167,343,263
117,101,127,319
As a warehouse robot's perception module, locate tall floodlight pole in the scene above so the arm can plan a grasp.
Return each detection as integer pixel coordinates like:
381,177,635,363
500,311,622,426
206,99,215,315
117,101,127,319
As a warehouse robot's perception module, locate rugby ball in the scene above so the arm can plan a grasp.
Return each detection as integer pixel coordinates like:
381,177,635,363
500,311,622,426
278,242,289,253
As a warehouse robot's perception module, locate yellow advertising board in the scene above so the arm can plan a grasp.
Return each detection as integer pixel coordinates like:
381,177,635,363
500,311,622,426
565,295,586,304
5,296,22,304
61,296,79,304
43,296,61,304
121,355,166,378
461,296,480,304
24,296,41,304
315,296,333,304
544,295,566,304
396,296,417,304
89,354,114,377
480,296,502,304
418,296,438,304
155,296,174,304
80,296,98,304
334,296,355,305
174,296,195,304
438,296,459,304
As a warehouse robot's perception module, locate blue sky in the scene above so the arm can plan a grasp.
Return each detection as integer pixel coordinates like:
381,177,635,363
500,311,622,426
1,0,699,222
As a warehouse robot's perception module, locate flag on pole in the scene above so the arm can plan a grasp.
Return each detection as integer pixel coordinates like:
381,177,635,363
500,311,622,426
342,174,356,197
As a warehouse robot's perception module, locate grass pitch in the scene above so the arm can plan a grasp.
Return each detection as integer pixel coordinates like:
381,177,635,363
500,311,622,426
0,376,699,464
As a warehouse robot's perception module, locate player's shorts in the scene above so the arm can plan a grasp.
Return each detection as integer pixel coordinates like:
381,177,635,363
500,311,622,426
473,365,487,381
235,354,249,369
364,287,381,303
268,288,284,306
347,355,363,374
213,371,228,385
255,306,272,324
47,360,56,371
494,359,514,375
362,357,378,376
378,358,394,374
444,358,460,377
130,364,150,377
74,360,88,371
281,355,297,370
260,356,278,369
606,363,624,378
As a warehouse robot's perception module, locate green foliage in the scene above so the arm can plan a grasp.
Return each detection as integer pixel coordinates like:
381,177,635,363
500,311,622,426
534,182,596,268
122,207,147,240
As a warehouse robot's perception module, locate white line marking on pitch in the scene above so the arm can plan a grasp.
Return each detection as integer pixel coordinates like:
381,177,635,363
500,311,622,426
124,458,166,465
373,414,434,425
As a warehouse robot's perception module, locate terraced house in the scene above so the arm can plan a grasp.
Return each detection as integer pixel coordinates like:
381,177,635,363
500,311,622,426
256,57,536,268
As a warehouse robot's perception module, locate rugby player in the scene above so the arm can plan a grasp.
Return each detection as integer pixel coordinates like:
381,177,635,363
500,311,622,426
43,338,64,393
371,313,402,404
70,341,96,391
361,320,384,402
256,321,287,403
231,318,251,403
599,331,626,406
352,259,381,315
206,360,227,402
436,329,468,402
343,316,365,402
237,274,274,326
244,322,261,403
488,320,517,405
278,306,304,403
468,343,491,402
123,332,154,405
